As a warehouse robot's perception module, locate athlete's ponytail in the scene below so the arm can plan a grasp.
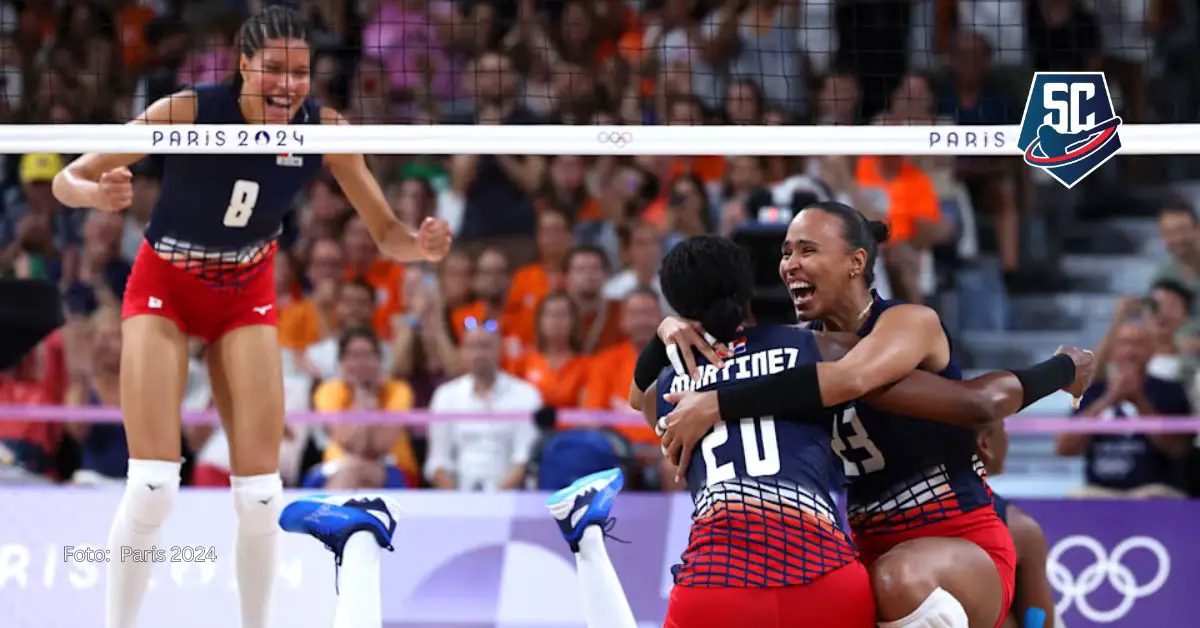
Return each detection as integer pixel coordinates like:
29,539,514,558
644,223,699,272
660,235,755,343
699,297,745,346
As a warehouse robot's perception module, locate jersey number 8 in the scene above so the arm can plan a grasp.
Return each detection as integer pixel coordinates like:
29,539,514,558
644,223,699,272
224,179,259,228
832,407,886,477
701,416,781,486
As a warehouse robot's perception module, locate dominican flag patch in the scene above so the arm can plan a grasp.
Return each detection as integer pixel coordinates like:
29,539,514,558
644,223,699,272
729,337,747,355
756,205,792,225
277,154,303,167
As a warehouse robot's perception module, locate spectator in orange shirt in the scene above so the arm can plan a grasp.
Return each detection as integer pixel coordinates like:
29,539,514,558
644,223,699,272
450,247,527,370
582,287,660,415
113,0,156,70
855,155,951,303
565,245,626,354
342,214,406,340
312,327,421,487
583,287,665,481
508,207,574,344
277,237,344,351
516,292,590,408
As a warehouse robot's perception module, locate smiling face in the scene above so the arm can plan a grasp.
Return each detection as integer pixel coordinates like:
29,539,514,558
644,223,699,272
778,208,868,320
239,37,311,124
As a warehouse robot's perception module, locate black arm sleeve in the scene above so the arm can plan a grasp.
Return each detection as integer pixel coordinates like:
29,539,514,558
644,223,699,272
633,336,671,391
715,363,827,420
1011,354,1076,411
715,353,1075,422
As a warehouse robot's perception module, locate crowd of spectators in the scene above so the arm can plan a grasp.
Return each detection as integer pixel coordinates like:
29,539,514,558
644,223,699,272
0,0,1198,495
1056,200,1200,499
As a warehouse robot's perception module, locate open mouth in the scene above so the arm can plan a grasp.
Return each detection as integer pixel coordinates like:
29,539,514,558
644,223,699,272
788,281,816,308
265,95,294,119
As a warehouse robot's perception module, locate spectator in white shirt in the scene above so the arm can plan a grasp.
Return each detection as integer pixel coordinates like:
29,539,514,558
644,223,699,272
424,321,543,491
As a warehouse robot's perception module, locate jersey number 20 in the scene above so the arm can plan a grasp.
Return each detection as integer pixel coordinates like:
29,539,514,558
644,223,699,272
224,180,259,228
832,407,886,477
701,416,781,486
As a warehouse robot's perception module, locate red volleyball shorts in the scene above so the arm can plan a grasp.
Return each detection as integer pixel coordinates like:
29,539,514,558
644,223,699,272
854,506,1017,628
122,242,277,343
664,562,876,628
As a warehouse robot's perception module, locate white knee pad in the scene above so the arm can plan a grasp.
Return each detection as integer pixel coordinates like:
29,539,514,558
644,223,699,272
878,588,969,628
120,459,182,533
231,473,284,535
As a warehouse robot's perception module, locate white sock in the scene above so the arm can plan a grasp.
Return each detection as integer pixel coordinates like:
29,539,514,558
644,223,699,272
575,525,637,628
106,459,181,628
333,532,383,628
878,587,970,628
232,473,284,628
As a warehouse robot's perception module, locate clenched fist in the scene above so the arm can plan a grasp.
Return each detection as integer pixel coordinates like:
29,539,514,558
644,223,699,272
417,217,453,262
96,167,134,212
1054,345,1096,404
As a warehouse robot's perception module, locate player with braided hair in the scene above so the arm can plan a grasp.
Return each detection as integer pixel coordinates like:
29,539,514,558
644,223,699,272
52,7,450,628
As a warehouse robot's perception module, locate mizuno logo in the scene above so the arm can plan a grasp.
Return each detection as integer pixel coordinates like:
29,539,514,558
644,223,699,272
253,305,274,315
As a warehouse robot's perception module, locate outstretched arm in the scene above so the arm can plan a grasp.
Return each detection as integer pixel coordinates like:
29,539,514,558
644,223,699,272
862,370,1024,426
322,108,452,262
715,305,950,419
817,331,1026,426
657,338,1092,472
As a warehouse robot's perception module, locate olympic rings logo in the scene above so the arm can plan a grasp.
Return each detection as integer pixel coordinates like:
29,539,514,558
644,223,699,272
597,131,633,148
1047,535,1170,624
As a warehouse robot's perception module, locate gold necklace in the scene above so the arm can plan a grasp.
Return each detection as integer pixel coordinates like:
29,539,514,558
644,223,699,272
855,298,874,323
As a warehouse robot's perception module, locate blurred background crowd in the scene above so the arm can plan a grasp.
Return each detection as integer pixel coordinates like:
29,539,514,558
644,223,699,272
1,0,1200,499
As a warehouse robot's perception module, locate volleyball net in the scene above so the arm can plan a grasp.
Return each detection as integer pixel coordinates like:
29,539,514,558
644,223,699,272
2,4,1197,442
4,0,1197,154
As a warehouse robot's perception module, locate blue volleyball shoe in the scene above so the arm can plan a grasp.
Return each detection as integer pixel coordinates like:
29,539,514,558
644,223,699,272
546,468,625,552
279,494,401,562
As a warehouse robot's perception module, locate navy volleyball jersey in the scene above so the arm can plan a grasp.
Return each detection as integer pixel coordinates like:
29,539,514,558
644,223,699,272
1075,377,1191,491
813,295,992,534
144,83,323,284
991,493,1009,526
658,325,857,588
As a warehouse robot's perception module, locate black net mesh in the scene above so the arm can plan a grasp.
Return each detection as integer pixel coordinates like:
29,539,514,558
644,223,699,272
0,0,1185,128
152,236,277,288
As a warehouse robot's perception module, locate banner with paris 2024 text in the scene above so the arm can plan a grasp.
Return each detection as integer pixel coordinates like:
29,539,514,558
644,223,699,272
0,490,1193,627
